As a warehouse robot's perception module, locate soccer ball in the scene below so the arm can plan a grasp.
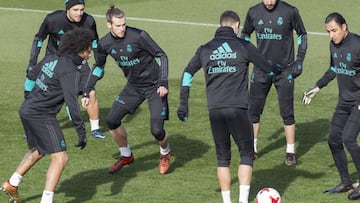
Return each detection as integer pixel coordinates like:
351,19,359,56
255,187,281,203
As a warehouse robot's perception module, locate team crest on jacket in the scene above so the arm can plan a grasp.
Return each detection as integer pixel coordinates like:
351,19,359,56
127,44,132,53
277,17,283,25
346,53,352,62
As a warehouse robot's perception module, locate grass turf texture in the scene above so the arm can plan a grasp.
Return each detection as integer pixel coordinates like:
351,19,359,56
1,0,360,202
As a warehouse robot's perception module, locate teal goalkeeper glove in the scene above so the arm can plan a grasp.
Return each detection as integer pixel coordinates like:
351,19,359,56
302,86,320,104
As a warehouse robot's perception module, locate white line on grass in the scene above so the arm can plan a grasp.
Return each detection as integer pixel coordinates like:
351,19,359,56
0,7,327,36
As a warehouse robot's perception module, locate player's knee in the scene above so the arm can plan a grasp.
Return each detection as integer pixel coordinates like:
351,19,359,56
328,140,344,153
249,96,265,122
106,117,122,130
239,140,254,166
282,115,295,125
250,115,260,123
217,159,231,167
240,155,253,167
151,127,165,141
150,119,165,141
328,130,344,153
216,149,231,167
51,152,69,168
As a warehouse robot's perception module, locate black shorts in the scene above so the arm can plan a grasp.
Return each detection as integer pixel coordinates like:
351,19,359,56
20,115,67,155
249,68,295,124
209,108,253,166
110,83,169,120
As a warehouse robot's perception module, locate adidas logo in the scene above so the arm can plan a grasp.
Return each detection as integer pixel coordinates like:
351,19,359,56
111,49,117,54
258,19,264,25
210,42,236,60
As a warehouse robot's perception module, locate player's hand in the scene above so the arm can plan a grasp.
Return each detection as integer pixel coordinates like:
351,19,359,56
81,97,89,108
75,136,87,149
268,64,281,77
177,103,188,122
157,86,168,97
291,60,303,78
302,86,320,104
24,91,30,99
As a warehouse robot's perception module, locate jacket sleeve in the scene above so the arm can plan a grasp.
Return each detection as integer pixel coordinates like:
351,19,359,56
139,31,169,88
28,16,51,67
315,67,336,89
90,18,100,61
292,7,307,62
179,47,203,103
314,50,336,88
24,58,43,92
83,42,107,97
60,69,86,139
240,10,255,41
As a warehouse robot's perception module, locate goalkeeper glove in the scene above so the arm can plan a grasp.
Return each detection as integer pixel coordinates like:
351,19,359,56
74,135,87,149
177,103,188,122
302,86,320,104
178,86,190,122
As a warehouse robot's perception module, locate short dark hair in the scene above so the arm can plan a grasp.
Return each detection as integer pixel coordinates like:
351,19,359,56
59,28,94,54
325,12,347,26
219,10,240,25
106,4,125,23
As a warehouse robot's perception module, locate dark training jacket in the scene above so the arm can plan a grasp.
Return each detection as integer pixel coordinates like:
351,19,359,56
28,10,98,67
85,26,168,93
21,53,86,138
180,27,277,110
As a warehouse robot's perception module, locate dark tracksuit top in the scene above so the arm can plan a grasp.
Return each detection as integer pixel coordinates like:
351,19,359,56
21,53,86,138
180,27,276,110
84,26,168,92
240,1,307,68
28,10,98,67
316,32,360,106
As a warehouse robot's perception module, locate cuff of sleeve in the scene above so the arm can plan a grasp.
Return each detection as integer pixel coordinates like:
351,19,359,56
159,81,168,89
24,78,35,91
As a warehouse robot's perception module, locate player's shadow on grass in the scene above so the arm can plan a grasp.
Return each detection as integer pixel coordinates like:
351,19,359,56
258,118,330,162
51,134,210,202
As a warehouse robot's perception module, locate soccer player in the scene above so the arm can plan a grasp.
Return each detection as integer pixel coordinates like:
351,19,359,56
302,12,360,200
177,10,281,203
81,5,171,174
24,0,106,139
240,0,307,164
0,28,92,203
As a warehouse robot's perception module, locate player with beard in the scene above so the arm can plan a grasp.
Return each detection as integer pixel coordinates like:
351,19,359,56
177,10,281,203
241,0,307,165
82,5,171,175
